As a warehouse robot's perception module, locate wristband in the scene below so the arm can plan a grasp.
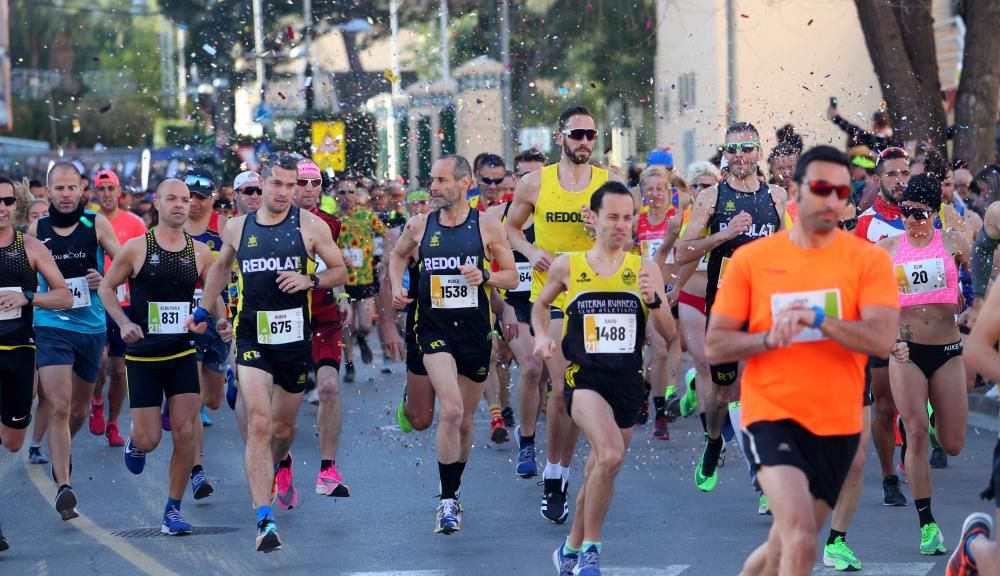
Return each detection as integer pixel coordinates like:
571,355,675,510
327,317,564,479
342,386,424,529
482,268,491,285
644,292,663,309
810,305,826,329
193,306,211,324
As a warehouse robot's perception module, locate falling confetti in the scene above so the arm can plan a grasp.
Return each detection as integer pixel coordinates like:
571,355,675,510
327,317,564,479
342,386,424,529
278,91,286,100
304,76,312,88
98,103,113,114
202,44,217,56
740,13,749,18
383,69,400,84
807,19,814,26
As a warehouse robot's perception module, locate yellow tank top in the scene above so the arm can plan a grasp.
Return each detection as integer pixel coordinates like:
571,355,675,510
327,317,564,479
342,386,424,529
530,163,609,306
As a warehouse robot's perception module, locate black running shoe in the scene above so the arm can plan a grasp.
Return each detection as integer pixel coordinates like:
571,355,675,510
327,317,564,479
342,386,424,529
501,406,515,429
0,521,8,552
358,335,374,365
636,380,651,425
55,485,79,521
540,478,569,524
930,446,948,469
255,519,282,553
882,475,907,506
344,362,355,383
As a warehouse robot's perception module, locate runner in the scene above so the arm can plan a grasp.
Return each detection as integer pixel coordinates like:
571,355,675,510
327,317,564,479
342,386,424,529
705,145,899,575
506,105,634,524
0,175,72,548
293,158,352,497
90,169,146,448
98,178,230,535
30,161,122,520
388,154,517,534
469,153,507,211
877,174,970,555
514,148,547,178
538,181,675,575
335,178,385,383
675,122,787,493
195,153,347,552
372,182,406,375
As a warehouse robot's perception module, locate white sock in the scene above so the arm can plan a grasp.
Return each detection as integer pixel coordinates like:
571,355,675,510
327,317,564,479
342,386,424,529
728,401,751,475
559,465,570,483
29,440,41,449
543,461,560,480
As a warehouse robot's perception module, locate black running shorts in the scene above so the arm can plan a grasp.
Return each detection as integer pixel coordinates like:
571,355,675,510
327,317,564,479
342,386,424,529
416,329,490,384
563,364,643,429
126,351,200,409
0,347,35,429
235,339,312,394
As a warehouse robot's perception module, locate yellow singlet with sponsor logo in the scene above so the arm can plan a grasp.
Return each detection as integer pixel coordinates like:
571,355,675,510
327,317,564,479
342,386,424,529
530,163,609,308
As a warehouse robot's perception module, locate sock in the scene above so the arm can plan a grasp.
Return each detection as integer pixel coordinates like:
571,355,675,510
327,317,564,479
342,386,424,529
59,483,71,492
699,412,708,434
729,402,747,469
543,460,560,480
707,435,724,449
559,465,570,484
827,529,847,546
321,459,333,471
278,454,292,469
581,540,602,553
489,404,502,421
29,440,41,449
519,431,535,446
654,396,666,418
438,461,459,500
562,540,580,556
165,497,182,515
915,497,935,526
456,460,467,491
256,505,274,523
190,464,203,477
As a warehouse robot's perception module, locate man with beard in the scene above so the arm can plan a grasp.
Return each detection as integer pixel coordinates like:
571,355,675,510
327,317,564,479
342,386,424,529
506,106,635,525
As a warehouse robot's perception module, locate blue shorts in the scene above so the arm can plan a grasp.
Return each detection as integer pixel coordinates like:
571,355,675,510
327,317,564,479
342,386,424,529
106,314,127,358
35,326,106,383
194,322,228,374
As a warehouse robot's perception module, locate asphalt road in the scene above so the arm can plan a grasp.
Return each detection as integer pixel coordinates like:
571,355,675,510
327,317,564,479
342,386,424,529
0,355,995,576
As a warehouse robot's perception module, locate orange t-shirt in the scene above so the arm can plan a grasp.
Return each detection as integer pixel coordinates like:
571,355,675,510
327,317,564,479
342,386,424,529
711,229,898,436
104,210,148,305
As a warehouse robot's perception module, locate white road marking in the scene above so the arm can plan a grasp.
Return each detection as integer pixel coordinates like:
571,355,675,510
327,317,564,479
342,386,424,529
603,567,690,576
345,572,451,576
814,562,936,575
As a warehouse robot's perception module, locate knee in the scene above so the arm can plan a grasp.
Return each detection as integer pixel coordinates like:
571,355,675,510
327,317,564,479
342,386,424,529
596,446,625,474
939,430,965,456
410,410,433,431
715,384,737,403
874,401,895,423
2,434,24,453
438,401,463,429
272,420,296,443
204,396,222,411
49,400,70,422
904,422,929,452
318,377,340,403
520,361,543,387
782,530,818,562
458,417,474,438
132,430,159,452
247,410,271,441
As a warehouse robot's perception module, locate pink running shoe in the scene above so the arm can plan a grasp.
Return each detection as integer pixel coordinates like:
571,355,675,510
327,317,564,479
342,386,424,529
275,455,298,510
315,464,351,497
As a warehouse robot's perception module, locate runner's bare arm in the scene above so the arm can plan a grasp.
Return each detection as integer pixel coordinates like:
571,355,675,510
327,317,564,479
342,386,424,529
98,236,142,329
640,259,676,342
945,228,973,267
94,212,122,260
193,240,228,321
388,214,426,303
304,211,348,289
705,313,771,364
24,234,72,310
506,171,546,267
198,216,243,320
480,213,518,290
770,185,789,230
530,254,569,358
967,284,1000,382
811,305,898,358
675,186,726,265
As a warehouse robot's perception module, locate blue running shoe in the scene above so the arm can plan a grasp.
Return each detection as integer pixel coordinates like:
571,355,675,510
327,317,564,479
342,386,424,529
225,365,238,410
191,468,214,500
552,544,578,576
256,519,281,553
123,437,146,475
161,506,192,535
434,499,460,534
576,545,601,575
200,406,213,427
515,426,538,478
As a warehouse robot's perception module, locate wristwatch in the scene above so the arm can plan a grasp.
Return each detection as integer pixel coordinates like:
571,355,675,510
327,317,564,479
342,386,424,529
310,274,321,288
645,292,663,309
23,290,34,305
482,268,491,284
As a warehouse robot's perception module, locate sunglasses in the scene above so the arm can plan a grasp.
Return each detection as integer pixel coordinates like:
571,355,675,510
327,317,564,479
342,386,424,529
184,175,215,191
297,178,322,188
479,176,504,186
240,187,262,196
0,196,16,206
900,205,931,220
692,182,714,191
805,179,852,200
561,128,598,141
722,141,761,155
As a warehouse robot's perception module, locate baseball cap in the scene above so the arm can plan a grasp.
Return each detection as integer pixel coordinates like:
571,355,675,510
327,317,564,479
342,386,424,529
93,170,120,188
183,167,216,197
646,148,674,169
233,171,261,190
297,161,322,179
407,190,430,202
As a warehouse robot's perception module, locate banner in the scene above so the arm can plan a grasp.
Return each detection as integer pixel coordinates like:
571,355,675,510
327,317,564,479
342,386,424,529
311,121,346,172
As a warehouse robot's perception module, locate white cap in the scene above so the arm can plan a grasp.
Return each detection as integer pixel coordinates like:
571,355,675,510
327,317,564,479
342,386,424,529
233,171,261,189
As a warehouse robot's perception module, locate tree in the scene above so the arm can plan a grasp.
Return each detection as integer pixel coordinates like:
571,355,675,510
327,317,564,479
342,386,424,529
952,0,1000,170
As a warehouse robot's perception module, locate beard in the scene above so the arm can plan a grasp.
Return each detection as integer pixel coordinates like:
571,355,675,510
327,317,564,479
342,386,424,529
563,140,592,165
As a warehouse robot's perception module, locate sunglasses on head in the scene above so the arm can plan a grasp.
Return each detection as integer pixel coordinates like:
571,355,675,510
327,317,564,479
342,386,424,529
900,205,931,220
184,175,215,191
561,128,598,141
722,141,761,155
805,179,852,200
0,196,16,206
297,178,322,188
479,176,504,186
240,186,262,196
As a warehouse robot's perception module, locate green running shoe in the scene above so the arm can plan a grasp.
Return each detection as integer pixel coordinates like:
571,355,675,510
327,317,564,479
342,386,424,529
396,390,413,433
679,368,698,418
694,440,720,492
665,385,677,400
823,536,861,571
757,493,770,516
920,522,946,555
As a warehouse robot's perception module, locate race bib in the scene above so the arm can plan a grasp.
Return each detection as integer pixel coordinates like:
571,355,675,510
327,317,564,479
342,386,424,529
642,239,673,264
697,254,709,272
374,236,384,257
65,276,91,309
192,288,204,309
345,247,364,269
894,258,946,295
430,275,478,309
583,313,637,354
0,287,22,320
770,288,842,344
116,283,127,303
716,256,731,288
256,308,305,345
147,302,188,334
512,262,533,293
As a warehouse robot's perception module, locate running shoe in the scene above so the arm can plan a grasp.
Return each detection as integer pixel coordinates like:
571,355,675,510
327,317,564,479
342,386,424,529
434,498,460,534
161,400,171,432
882,475,907,506
275,456,298,510
161,506,193,535
256,519,281,553
575,545,601,576
191,468,214,500
396,389,413,433
123,436,146,475
930,444,948,469
344,362,355,383
358,335,374,365
664,385,681,422
315,464,351,497
652,415,670,440
381,358,392,374
0,521,7,552
501,406,515,429
552,544,578,576
679,368,698,417
757,493,770,516
515,427,538,478
305,388,319,406
490,415,510,444
921,522,947,555
200,406,213,427
637,380,651,425
947,512,992,576
225,365,238,410
541,477,569,524
694,439,722,492
28,446,48,464
823,536,861,571
88,400,105,435
55,485,79,521
106,422,125,447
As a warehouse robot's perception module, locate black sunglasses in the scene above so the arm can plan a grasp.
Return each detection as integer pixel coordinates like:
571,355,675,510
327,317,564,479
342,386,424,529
900,205,931,220
479,176,504,185
722,141,761,155
184,174,215,191
297,178,322,188
0,197,16,206
240,186,262,196
561,128,598,141
805,180,852,200
692,182,714,191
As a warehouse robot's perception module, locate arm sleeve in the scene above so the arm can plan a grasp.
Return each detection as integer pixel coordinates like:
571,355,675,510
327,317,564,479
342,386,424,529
710,250,751,323
972,227,1000,298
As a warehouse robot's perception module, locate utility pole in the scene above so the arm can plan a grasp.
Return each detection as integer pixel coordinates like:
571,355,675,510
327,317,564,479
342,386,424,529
388,0,401,180
303,0,313,112
725,0,737,124
253,0,266,107
500,0,513,163
177,24,187,115
439,0,450,84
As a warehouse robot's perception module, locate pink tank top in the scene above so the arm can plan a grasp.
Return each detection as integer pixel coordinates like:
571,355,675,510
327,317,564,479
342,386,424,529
892,229,959,308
